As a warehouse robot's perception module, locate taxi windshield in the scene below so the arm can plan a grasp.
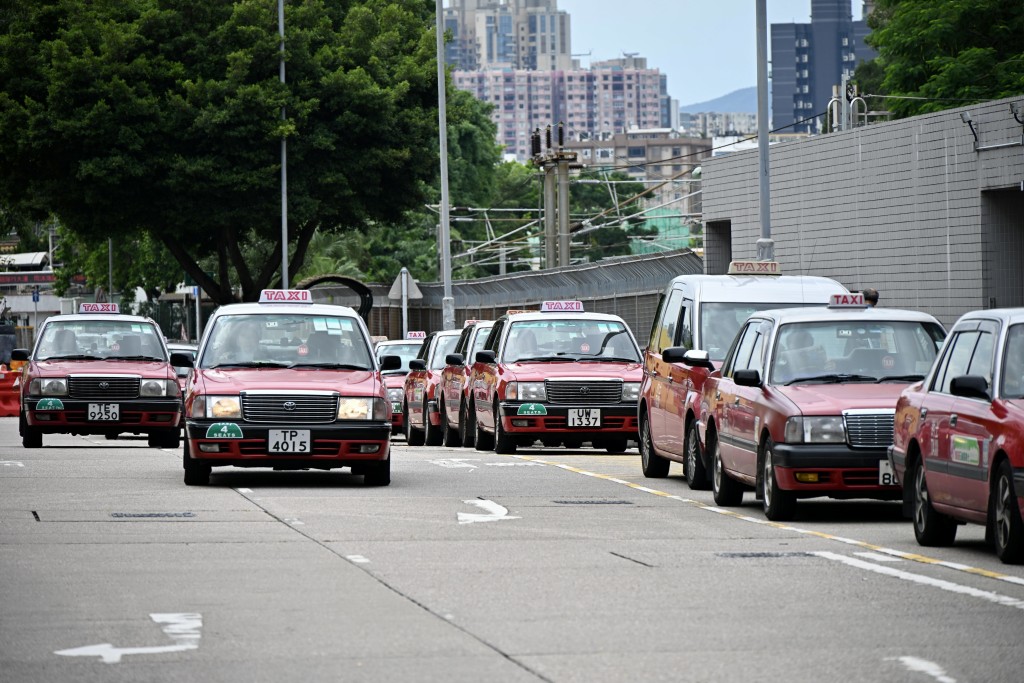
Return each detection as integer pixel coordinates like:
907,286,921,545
502,319,640,363
770,320,946,385
200,313,371,370
375,342,421,373
429,334,461,370
1001,324,1024,399
36,320,166,361
702,302,817,359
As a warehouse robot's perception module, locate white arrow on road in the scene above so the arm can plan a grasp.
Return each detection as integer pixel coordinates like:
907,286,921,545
0,461,25,467
55,613,202,664
458,499,520,525
429,458,480,469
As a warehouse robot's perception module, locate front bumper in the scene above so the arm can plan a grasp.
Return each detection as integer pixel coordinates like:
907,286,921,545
771,443,900,497
498,402,638,436
185,419,390,466
24,397,181,432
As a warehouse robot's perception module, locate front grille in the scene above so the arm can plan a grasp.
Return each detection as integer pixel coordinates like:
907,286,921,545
241,393,338,424
68,376,140,400
545,380,622,405
845,412,895,448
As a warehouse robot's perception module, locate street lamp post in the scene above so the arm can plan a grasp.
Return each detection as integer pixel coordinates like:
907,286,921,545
279,0,289,290
435,0,454,330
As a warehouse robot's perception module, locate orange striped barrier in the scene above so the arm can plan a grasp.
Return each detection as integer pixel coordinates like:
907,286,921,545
0,367,20,417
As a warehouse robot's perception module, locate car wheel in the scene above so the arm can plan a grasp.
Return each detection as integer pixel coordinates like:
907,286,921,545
474,401,494,451
494,403,516,454
604,437,628,454
404,401,424,447
363,457,391,487
20,412,42,449
104,433,119,441
993,460,1024,564
182,440,210,486
441,401,462,447
911,457,956,546
711,433,743,506
684,421,709,490
639,412,669,478
424,400,443,446
459,399,475,449
761,439,797,521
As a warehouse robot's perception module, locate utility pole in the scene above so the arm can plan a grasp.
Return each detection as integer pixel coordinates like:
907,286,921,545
279,0,289,289
755,0,774,262
435,0,454,330
532,123,579,269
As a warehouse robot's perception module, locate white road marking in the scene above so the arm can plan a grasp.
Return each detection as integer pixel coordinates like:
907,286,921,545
0,461,25,467
855,551,902,562
284,518,304,526
55,612,202,664
428,458,480,469
457,499,520,525
236,488,253,494
814,551,1024,610
484,462,544,467
887,656,958,683
346,555,370,564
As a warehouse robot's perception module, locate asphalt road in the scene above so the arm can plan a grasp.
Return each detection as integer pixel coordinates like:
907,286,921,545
2,419,1023,682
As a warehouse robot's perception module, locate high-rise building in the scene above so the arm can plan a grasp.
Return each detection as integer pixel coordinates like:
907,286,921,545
443,0,573,72
770,0,876,133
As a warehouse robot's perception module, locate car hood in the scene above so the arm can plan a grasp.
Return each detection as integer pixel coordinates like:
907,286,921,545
506,361,643,380
197,367,379,394
774,382,906,416
33,359,174,379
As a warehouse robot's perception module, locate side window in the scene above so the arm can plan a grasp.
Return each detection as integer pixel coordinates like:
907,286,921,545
453,327,472,356
747,321,773,376
655,289,685,353
935,331,978,393
486,321,505,353
726,323,758,376
965,328,996,388
678,299,694,350
648,293,667,351
416,335,433,362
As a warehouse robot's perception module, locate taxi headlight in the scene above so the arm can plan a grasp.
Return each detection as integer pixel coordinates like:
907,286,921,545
141,379,179,397
189,395,206,418
785,416,846,444
506,381,545,401
207,396,241,419
622,382,640,402
386,388,404,403
30,378,68,396
337,397,383,420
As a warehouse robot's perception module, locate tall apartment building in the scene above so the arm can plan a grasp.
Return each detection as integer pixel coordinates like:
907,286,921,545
771,0,876,133
443,0,573,72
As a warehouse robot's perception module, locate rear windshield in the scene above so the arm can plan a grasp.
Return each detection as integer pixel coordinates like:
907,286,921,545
199,313,371,369
375,342,421,373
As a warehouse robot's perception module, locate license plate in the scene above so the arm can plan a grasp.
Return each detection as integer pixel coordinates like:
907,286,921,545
568,409,601,428
88,403,119,421
268,430,310,454
879,459,897,486
391,402,402,414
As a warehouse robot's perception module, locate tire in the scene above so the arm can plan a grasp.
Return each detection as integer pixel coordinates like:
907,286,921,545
182,440,211,486
993,460,1024,564
148,429,180,449
493,404,516,454
104,433,120,441
363,457,391,486
20,412,42,449
459,399,476,449
474,401,494,451
911,458,957,546
761,439,797,521
423,399,442,446
684,421,709,490
711,432,743,506
404,402,424,447
441,401,462,447
639,412,670,478
604,437,628,454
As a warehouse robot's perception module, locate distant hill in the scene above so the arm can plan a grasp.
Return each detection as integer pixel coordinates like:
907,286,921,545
680,87,758,114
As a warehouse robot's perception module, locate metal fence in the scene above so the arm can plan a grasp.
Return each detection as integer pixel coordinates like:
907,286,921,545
309,249,703,341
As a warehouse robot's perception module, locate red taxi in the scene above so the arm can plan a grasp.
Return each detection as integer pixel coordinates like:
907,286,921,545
13,304,188,448
469,301,643,454
889,308,1024,563
402,329,461,446
699,294,945,520
181,290,398,486
437,320,494,447
374,338,425,435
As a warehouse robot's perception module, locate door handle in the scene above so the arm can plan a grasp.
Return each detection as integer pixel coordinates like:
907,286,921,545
949,414,958,427
920,408,928,419
733,397,741,406
715,391,721,400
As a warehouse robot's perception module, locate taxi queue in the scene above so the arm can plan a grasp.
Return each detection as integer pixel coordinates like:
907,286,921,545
11,261,1024,564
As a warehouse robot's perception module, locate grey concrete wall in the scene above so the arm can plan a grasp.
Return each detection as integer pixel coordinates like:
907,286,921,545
703,96,1024,326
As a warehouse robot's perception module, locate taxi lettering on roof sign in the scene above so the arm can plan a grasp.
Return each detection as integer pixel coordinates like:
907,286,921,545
829,293,867,307
539,301,584,312
407,330,427,339
79,303,120,314
727,260,782,275
259,289,312,303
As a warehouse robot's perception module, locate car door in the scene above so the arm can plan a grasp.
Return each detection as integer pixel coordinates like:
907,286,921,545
473,320,504,432
408,334,435,429
660,290,692,454
645,288,681,451
718,321,758,474
728,320,771,479
443,327,473,426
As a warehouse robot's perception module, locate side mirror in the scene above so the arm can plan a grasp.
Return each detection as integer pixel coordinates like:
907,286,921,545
445,353,465,366
733,369,762,387
169,352,194,368
475,350,496,364
950,375,990,401
379,354,402,371
408,359,427,372
11,349,29,362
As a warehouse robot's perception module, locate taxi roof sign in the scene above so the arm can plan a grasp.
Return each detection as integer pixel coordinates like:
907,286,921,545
506,309,537,315
829,293,867,308
259,289,312,304
540,301,584,313
727,260,782,275
407,330,426,339
79,303,119,314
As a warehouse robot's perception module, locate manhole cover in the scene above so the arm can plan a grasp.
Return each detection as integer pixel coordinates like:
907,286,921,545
110,512,197,518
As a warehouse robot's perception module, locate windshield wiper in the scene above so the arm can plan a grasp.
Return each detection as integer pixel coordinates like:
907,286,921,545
288,363,369,370
877,374,925,383
578,356,640,363
510,356,574,363
785,373,877,385
39,354,103,361
208,361,290,369
109,355,166,361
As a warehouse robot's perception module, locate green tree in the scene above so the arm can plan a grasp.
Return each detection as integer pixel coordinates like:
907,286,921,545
857,0,1024,118
0,0,440,304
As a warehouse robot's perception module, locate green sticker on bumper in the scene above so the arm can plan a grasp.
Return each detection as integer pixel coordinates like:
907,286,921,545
35,398,64,411
517,403,547,416
206,422,243,439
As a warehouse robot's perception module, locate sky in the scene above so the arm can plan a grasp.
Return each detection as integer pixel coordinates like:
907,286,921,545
556,0,864,105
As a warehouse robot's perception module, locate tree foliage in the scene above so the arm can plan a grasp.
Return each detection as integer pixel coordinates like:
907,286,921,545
858,0,1024,118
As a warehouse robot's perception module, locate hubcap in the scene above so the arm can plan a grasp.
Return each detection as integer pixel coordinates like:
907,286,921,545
640,418,651,467
686,431,696,478
914,464,928,530
713,441,722,492
997,475,1012,548
763,450,773,507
